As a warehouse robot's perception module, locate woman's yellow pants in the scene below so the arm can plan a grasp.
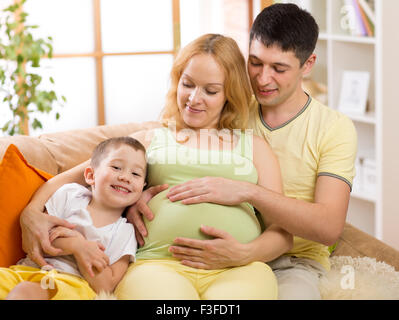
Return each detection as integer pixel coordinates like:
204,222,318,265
115,259,278,300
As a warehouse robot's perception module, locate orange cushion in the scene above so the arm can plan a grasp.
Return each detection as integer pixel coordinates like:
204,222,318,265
0,144,53,267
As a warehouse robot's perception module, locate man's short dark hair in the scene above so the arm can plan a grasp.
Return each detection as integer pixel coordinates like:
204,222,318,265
250,3,319,66
91,136,146,169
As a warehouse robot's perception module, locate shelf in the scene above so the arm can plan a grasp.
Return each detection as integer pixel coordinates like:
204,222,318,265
351,189,376,203
287,0,399,249
330,34,376,44
319,32,329,41
344,112,376,125
319,34,376,44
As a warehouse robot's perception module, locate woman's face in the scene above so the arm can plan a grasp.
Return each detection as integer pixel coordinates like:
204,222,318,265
177,54,227,130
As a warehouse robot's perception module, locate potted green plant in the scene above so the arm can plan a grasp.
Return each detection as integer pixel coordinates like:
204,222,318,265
0,0,65,136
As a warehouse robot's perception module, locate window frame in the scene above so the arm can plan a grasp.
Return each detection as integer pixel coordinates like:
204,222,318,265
18,0,181,128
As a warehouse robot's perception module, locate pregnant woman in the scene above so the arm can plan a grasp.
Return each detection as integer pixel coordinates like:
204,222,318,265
20,34,292,300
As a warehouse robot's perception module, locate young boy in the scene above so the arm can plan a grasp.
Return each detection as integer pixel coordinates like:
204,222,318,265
0,136,147,300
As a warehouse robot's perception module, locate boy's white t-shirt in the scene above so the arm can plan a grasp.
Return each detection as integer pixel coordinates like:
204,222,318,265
19,183,137,277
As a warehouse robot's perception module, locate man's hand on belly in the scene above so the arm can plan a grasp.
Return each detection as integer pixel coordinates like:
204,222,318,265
166,177,251,206
168,225,250,269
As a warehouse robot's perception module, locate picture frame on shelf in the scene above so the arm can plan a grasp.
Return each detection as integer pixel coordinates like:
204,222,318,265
362,157,377,194
338,70,370,115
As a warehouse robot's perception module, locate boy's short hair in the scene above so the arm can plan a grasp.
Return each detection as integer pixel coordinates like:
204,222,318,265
90,136,146,169
250,3,319,66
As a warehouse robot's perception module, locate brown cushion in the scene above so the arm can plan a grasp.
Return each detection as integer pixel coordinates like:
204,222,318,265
333,223,399,271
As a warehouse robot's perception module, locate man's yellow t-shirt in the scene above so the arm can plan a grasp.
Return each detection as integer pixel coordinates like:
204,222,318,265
248,94,357,271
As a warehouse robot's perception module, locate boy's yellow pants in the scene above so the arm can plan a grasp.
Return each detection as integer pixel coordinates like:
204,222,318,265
0,265,96,300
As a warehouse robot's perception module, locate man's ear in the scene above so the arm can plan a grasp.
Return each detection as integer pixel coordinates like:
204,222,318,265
84,166,95,186
302,53,317,77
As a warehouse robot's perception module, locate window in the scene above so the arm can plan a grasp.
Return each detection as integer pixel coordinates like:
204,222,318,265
1,0,257,135
18,0,180,135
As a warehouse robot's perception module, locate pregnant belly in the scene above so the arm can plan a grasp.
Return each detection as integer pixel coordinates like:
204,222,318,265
137,190,261,259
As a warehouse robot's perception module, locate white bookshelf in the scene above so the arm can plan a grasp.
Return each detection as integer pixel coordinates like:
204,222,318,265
280,0,399,249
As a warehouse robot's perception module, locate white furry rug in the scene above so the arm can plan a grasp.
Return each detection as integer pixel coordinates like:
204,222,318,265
95,256,399,300
95,291,118,300
320,256,399,300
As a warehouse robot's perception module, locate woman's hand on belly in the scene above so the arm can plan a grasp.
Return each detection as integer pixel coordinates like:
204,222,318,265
168,225,251,270
167,177,252,206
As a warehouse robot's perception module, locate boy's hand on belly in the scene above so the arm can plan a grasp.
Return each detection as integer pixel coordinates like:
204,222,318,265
126,183,169,246
167,177,250,206
169,225,250,269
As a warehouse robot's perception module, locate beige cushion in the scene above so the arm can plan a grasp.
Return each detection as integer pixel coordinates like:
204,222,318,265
0,121,159,175
38,122,159,173
0,135,58,175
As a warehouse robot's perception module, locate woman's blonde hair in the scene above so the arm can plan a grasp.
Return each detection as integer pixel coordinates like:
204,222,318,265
161,34,252,131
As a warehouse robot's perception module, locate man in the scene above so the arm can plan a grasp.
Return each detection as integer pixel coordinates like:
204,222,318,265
130,3,357,300
241,3,357,299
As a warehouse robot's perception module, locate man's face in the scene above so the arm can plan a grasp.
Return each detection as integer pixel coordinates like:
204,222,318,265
248,39,305,108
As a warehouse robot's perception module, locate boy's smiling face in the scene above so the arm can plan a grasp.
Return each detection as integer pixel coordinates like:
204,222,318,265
86,144,147,210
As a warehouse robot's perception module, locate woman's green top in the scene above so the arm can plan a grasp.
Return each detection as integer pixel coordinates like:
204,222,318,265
136,127,260,260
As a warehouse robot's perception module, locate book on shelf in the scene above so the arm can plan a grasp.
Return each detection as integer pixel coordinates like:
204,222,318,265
341,0,375,37
352,0,368,36
342,0,365,36
358,0,376,25
356,0,374,36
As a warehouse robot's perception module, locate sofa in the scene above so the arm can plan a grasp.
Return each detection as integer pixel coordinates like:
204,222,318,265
1,121,399,299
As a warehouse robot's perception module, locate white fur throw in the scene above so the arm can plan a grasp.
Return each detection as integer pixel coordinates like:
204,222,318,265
320,256,399,300
95,256,399,300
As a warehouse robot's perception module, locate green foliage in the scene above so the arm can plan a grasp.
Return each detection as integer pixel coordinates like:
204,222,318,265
0,0,66,135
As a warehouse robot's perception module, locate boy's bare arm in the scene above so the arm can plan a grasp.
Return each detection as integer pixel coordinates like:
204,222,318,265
51,237,110,277
51,236,82,256
49,226,130,293
76,255,131,294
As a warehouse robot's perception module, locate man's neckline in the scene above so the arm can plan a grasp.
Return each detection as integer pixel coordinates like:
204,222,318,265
258,93,312,132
